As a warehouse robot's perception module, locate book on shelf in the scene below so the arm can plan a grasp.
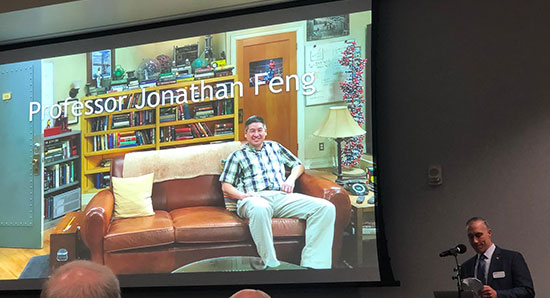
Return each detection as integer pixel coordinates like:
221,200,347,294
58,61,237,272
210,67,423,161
110,84,126,92
190,123,202,138
214,122,234,136
215,123,233,129
118,142,137,148
128,80,139,90
157,80,177,86
194,68,215,80
100,159,111,167
44,161,76,191
95,173,111,189
214,65,234,77
175,127,191,133
176,74,194,83
139,79,157,88
182,104,190,119
120,140,137,146
111,121,130,129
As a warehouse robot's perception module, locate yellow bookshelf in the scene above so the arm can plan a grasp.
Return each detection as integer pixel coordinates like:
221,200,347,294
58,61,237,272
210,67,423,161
80,75,239,193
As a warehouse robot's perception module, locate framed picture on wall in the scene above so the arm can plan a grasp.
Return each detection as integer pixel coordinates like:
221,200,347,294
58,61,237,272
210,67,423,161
248,58,283,87
306,15,349,41
57,98,79,125
87,49,114,87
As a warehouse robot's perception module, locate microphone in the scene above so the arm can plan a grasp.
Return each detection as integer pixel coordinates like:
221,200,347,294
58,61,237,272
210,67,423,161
439,244,467,257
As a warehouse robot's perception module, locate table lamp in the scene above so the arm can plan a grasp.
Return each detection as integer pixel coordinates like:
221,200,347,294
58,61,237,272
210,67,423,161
313,106,366,185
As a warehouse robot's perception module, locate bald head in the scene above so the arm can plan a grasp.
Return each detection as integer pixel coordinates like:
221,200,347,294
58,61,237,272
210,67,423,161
41,260,120,298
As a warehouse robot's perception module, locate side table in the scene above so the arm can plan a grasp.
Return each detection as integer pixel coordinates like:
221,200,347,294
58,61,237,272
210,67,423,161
49,211,84,270
350,191,375,267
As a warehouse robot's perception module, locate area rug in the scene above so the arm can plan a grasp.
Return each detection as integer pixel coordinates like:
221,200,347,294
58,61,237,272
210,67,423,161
19,254,50,279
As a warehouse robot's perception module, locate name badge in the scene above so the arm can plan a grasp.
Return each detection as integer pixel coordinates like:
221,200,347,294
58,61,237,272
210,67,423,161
493,271,506,279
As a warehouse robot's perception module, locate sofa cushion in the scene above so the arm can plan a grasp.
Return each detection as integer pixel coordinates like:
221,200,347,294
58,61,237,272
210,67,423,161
271,218,305,238
171,207,306,244
171,206,250,243
104,210,175,252
112,172,155,219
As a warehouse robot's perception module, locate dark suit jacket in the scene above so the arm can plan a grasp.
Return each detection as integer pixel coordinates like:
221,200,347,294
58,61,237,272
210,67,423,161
460,246,535,298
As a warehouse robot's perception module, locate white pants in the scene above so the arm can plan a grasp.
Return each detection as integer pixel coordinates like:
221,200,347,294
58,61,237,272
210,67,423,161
236,191,336,269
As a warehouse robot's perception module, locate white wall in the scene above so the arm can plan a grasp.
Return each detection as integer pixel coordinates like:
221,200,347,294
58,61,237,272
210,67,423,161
41,54,87,130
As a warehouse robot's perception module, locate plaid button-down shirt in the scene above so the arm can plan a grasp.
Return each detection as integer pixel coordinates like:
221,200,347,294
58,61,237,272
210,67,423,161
220,141,302,193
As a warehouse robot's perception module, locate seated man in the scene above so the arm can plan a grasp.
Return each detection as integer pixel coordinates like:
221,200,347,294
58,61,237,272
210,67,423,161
220,115,336,269
41,260,121,298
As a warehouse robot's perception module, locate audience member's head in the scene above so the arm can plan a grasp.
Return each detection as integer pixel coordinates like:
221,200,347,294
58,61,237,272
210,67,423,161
230,289,271,298
41,260,120,298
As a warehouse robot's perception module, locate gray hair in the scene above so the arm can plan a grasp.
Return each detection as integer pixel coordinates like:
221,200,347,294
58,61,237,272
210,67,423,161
466,216,490,229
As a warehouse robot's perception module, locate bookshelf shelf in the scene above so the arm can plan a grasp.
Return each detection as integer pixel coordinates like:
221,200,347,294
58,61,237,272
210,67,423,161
82,106,156,119
84,144,156,157
80,75,239,193
44,181,80,196
85,124,156,136
85,167,111,175
158,114,234,128
159,134,235,147
43,130,81,222
44,155,80,168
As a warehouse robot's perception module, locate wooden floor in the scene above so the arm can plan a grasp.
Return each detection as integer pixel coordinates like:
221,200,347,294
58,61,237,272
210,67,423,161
0,229,52,280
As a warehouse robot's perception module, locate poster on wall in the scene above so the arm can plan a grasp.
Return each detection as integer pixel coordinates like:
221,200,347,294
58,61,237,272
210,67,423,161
248,58,283,87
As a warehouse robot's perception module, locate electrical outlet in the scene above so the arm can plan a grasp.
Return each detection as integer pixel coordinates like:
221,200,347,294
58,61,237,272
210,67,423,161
319,142,324,151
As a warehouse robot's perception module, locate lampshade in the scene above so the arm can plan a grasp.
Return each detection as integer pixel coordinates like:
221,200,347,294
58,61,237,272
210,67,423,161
313,106,365,138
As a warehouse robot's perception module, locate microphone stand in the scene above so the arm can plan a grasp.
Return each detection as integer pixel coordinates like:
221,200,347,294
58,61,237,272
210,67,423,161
451,253,463,298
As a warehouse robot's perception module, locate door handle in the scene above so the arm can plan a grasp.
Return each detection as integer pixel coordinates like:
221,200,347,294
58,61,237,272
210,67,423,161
32,142,41,176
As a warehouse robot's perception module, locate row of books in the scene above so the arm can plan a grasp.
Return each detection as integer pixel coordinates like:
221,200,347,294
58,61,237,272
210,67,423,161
159,122,205,142
44,196,62,220
44,161,76,191
44,196,55,219
159,122,234,142
44,187,81,220
193,99,234,118
159,107,177,123
194,66,235,80
95,172,111,189
213,122,234,136
88,77,236,114
111,111,155,129
102,66,233,93
157,99,234,123
92,130,155,151
44,136,78,164
91,110,155,132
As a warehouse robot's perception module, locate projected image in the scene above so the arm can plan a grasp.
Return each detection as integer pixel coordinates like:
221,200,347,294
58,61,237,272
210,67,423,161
0,8,375,286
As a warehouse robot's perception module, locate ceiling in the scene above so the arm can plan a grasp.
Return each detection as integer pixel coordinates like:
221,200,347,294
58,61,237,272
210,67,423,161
0,0,297,47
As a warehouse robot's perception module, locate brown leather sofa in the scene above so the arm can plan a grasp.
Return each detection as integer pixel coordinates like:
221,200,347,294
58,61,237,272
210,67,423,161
80,152,351,275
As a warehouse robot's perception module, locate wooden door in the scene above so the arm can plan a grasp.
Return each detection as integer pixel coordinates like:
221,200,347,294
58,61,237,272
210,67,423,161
237,32,298,154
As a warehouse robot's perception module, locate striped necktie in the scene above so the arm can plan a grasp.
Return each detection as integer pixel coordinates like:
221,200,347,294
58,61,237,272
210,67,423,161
476,254,487,284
